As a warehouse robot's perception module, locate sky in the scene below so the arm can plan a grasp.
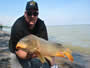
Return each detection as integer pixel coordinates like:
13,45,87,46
0,0,90,26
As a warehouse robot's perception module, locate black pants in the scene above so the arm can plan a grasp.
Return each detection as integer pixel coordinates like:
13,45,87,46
17,56,50,68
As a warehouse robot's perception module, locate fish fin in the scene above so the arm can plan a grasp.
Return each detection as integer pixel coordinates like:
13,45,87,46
56,52,65,57
45,56,53,65
35,50,46,63
45,56,52,62
64,51,74,62
65,48,72,54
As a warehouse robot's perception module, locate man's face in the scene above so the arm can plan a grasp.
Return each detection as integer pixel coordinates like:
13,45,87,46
24,10,38,29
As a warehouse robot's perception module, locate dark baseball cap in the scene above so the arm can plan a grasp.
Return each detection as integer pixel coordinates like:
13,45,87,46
26,1,38,11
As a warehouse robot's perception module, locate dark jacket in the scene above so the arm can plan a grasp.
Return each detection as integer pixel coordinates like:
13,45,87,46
9,16,48,53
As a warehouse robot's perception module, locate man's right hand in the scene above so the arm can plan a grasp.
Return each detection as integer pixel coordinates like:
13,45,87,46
15,49,37,59
15,49,28,59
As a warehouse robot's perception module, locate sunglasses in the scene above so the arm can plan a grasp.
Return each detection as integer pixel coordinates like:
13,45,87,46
27,11,38,16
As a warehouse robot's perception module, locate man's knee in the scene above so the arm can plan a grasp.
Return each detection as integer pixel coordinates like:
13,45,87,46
31,58,50,68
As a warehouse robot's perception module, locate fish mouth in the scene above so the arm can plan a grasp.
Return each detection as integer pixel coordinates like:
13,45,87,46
16,42,27,49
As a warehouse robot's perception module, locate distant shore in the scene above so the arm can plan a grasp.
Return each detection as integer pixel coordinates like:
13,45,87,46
0,30,90,68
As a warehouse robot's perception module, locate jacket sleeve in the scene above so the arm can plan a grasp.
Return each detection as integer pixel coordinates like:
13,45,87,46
9,23,24,53
37,21,48,40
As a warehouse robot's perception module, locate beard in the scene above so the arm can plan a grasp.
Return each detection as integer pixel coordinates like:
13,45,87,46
24,14,37,29
28,18,37,30
29,17,35,22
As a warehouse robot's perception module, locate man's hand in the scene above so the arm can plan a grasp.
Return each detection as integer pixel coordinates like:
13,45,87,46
15,49,28,59
15,49,37,59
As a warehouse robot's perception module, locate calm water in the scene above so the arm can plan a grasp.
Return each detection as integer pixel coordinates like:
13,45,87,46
47,24,90,48
3,24,90,48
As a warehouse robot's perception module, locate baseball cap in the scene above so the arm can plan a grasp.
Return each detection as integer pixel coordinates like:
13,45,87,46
26,1,38,11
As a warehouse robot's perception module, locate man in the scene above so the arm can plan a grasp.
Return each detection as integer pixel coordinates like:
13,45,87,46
9,1,51,68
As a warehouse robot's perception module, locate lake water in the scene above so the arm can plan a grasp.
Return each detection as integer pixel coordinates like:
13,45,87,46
3,24,90,49
47,25,90,48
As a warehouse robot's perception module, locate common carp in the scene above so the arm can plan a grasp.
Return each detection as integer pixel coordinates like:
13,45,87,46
16,34,74,64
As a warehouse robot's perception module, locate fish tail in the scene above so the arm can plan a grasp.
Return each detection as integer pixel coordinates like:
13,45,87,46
64,51,74,62
56,48,74,62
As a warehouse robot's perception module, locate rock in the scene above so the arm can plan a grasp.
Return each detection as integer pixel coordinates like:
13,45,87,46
9,53,22,68
0,30,10,68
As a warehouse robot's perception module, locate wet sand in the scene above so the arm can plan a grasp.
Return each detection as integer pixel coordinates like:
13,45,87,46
0,30,90,68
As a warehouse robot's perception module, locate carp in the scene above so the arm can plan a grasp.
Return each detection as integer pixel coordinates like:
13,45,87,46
16,34,74,64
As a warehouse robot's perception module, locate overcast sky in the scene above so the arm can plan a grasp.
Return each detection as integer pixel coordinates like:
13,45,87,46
0,0,90,26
